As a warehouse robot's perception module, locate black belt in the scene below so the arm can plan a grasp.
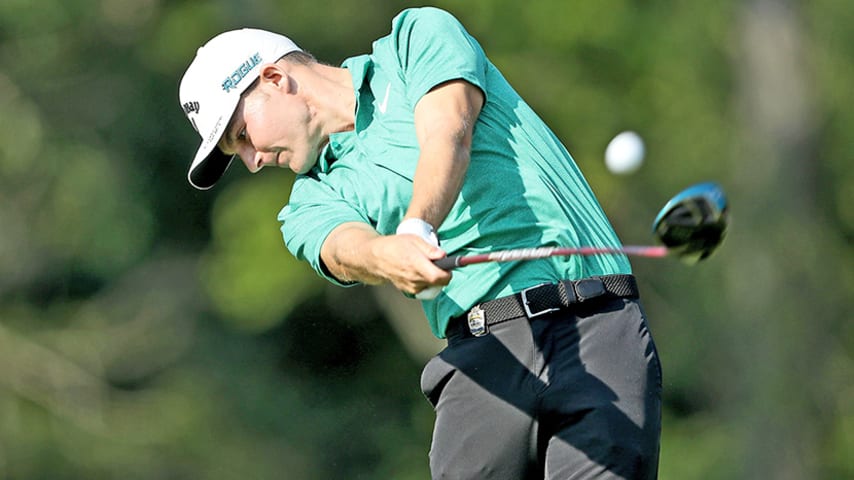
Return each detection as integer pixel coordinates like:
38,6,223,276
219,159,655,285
446,274,639,339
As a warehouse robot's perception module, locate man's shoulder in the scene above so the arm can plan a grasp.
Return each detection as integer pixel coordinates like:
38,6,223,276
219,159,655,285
382,7,466,47
391,6,459,27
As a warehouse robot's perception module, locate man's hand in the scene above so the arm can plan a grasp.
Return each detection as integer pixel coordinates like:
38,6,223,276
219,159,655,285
396,218,444,299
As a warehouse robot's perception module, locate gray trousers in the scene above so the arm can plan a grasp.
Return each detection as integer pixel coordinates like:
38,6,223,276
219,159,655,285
421,298,661,479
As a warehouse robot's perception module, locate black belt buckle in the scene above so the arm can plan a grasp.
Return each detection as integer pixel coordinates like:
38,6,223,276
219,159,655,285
521,283,561,318
574,278,606,302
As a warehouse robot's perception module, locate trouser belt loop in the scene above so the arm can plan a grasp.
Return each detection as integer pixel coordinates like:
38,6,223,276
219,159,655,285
449,274,639,339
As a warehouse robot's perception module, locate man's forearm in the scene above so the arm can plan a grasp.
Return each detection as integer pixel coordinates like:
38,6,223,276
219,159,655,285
406,144,471,228
320,222,386,285
409,79,483,228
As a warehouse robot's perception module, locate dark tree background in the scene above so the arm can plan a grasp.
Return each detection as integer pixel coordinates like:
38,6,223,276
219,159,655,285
0,1,851,478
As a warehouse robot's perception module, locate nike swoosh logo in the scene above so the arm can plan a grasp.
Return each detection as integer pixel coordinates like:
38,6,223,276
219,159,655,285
377,83,391,114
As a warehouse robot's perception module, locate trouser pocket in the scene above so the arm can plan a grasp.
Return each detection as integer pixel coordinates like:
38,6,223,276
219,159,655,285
420,352,457,408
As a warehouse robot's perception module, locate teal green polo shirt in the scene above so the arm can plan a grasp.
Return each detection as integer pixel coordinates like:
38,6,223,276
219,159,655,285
278,7,631,338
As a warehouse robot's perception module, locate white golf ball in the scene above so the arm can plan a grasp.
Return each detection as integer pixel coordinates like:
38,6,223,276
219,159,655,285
605,131,645,174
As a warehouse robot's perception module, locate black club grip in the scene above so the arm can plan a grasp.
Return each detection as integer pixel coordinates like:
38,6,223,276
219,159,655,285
433,256,462,270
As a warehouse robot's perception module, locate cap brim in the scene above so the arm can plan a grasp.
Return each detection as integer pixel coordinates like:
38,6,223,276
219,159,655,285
188,145,235,190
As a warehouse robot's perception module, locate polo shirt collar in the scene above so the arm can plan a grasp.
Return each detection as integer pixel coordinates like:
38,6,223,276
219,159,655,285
344,55,377,133
342,54,372,94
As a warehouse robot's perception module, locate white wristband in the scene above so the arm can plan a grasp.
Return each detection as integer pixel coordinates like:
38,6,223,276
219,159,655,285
395,218,439,247
415,286,443,301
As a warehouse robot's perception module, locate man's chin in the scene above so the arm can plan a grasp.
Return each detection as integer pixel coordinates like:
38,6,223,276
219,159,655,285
290,150,321,174
287,161,310,175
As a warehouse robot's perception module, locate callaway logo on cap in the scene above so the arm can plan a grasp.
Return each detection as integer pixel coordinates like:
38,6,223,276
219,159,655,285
178,29,302,190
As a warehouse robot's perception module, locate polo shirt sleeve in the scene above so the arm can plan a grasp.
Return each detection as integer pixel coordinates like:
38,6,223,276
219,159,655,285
278,174,370,286
388,7,488,106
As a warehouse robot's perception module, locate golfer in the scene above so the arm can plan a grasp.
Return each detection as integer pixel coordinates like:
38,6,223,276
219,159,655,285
179,7,661,479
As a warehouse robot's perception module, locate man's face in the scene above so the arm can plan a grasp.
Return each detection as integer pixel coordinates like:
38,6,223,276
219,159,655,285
219,79,322,175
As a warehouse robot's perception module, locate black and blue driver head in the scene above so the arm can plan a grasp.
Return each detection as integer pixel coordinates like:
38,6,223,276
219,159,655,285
652,182,729,263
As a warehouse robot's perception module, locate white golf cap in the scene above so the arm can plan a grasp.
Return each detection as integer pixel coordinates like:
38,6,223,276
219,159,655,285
179,28,302,190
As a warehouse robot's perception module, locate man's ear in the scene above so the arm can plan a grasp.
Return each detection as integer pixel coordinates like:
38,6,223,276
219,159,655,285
258,63,288,91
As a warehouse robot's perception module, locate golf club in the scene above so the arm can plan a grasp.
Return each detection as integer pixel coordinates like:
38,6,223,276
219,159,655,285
433,181,729,270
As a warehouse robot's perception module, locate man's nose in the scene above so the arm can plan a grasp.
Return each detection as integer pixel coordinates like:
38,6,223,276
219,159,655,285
253,151,279,171
233,144,256,172
236,146,267,173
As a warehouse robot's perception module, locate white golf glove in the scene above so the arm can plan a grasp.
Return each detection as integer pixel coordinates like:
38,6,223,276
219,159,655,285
395,218,443,300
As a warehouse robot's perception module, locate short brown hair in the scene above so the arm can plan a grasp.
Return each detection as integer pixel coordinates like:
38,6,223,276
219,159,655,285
281,50,316,65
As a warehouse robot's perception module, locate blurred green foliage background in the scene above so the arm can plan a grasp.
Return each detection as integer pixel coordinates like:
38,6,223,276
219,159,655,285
1,0,852,478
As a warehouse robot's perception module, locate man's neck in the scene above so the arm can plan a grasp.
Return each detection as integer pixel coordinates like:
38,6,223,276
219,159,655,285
299,63,356,134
